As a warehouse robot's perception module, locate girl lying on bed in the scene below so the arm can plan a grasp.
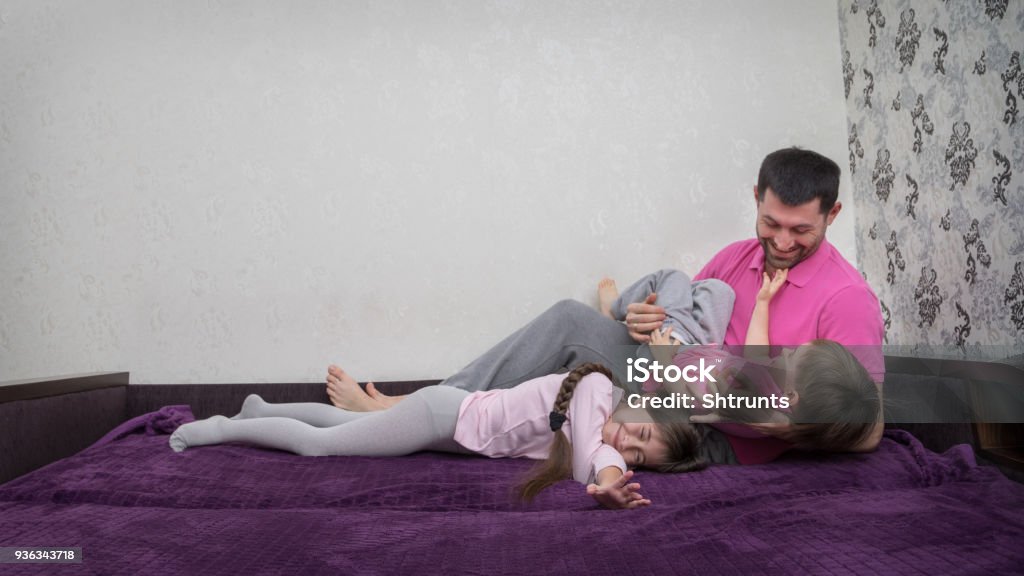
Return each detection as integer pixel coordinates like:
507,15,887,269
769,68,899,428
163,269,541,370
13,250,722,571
170,362,705,510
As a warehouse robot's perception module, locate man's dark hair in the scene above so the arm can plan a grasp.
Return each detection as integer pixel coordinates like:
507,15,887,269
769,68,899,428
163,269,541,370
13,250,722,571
756,147,841,214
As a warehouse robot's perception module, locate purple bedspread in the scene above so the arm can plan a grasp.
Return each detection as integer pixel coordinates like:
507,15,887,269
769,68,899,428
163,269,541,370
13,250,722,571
1,406,1023,575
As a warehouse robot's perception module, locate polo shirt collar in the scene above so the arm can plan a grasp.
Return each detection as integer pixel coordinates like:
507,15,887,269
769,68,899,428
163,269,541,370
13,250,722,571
746,238,832,288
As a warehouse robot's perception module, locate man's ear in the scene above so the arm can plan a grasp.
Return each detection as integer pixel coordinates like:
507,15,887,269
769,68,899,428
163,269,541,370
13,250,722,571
753,185,761,203
826,201,842,225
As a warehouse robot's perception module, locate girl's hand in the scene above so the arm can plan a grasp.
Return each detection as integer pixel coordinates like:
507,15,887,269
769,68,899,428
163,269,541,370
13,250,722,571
756,268,788,302
587,470,651,510
650,326,681,347
649,327,682,370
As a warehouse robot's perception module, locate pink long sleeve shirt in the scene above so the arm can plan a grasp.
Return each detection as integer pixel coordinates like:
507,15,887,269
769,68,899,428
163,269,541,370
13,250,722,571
453,372,626,485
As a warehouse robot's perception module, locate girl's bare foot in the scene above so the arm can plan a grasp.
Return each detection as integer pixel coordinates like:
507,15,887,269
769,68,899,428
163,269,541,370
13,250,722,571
598,277,619,319
326,365,388,412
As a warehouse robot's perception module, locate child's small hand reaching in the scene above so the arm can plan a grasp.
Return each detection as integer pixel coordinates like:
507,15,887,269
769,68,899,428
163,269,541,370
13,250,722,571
650,326,681,347
747,268,787,347
649,327,682,370
757,268,788,303
587,470,651,510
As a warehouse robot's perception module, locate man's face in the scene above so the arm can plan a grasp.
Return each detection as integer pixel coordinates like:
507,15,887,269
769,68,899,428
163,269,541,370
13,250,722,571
754,186,840,272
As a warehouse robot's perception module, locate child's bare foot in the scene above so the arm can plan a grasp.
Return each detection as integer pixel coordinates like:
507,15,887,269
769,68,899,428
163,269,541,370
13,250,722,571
364,382,404,409
598,277,619,319
326,365,388,412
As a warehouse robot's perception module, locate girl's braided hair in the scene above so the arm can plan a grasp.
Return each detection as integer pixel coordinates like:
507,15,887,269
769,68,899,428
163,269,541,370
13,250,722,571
516,362,610,501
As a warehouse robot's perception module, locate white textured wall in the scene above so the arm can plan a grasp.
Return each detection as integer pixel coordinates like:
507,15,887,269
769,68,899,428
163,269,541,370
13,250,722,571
0,0,853,383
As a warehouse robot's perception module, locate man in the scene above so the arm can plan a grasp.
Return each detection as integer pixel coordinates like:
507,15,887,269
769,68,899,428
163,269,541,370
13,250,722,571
687,147,885,459
329,147,885,460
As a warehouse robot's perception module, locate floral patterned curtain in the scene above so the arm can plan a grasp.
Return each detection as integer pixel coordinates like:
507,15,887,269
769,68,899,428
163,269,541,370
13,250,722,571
838,0,1023,352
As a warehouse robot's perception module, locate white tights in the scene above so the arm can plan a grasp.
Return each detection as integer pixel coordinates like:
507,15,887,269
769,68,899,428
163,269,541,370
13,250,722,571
169,386,471,457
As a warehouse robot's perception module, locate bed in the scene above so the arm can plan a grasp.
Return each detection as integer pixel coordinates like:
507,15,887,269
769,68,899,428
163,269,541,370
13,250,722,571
1,363,1023,575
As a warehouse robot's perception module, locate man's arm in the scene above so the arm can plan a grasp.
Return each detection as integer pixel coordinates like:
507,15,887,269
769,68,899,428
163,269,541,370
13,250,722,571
623,242,731,343
619,268,734,345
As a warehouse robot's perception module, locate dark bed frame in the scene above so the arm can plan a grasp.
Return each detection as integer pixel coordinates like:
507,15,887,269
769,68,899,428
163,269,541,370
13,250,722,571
0,374,436,485
2,355,1022,486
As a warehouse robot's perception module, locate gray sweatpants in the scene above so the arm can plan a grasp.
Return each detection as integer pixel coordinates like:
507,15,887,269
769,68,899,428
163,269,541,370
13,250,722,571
169,386,472,456
439,270,734,393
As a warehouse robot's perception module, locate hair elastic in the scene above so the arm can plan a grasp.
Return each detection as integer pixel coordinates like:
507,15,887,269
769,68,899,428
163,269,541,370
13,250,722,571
548,411,567,432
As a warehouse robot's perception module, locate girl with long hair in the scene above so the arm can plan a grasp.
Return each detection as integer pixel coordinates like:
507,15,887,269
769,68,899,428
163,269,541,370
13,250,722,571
170,362,705,509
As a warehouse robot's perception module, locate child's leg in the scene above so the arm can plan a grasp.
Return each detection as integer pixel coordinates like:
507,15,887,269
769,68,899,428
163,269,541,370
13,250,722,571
233,394,367,427
170,386,471,457
611,269,734,344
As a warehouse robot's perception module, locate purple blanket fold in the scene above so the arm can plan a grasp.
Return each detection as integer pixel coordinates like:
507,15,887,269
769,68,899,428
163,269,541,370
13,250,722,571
1,408,1022,575
90,405,195,449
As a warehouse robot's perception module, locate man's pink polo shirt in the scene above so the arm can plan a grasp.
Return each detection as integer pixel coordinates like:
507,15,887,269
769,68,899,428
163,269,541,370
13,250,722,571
693,238,885,464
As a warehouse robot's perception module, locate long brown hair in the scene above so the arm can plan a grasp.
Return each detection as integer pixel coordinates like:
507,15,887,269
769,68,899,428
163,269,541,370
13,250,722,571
782,340,880,451
712,340,880,452
516,363,705,501
648,408,709,474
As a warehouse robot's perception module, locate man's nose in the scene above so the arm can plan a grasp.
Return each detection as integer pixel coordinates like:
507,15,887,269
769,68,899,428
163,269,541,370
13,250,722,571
775,232,794,251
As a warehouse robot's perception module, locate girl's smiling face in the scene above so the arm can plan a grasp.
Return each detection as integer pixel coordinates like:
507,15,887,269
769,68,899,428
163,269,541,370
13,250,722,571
601,417,670,469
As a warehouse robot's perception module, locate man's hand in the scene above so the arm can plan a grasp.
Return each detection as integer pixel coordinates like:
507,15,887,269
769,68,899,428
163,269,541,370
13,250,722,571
625,293,666,343
587,470,651,509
